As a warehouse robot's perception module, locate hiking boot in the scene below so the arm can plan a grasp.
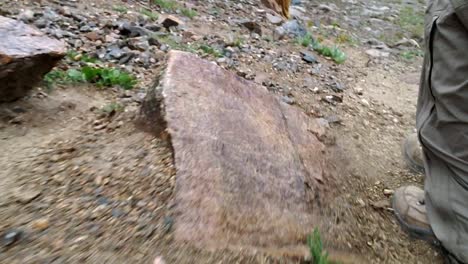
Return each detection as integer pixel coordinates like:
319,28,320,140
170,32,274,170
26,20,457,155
392,186,438,245
403,133,425,174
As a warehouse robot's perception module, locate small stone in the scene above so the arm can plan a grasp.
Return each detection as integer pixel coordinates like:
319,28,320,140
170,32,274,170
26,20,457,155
42,8,60,22
383,189,394,195
34,18,48,28
105,33,118,43
325,115,342,124
394,38,420,48
119,22,150,37
146,24,162,32
31,218,50,231
354,87,364,95
95,175,103,185
80,25,92,32
163,216,173,233
136,201,147,207
84,31,100,41
241,20,262,35
322,95,343,104
330,81,345,92
2,230,22,247
107,46,126,60
273,26,286,40
365,48,390,58
360,98,370,107
159,15,184,29
18,9,35,22
12,106,26,113
281,20,307,37
73,235,88,244
371,200,390,210
112,208,124,218
154,256,166,264
127,37,150,51
266,13,283,25
13,188,41,204
318,4,335,12
281,96,295,105
356,198,366,207
301,51,317,63
94,123,108,130
148,36,161,46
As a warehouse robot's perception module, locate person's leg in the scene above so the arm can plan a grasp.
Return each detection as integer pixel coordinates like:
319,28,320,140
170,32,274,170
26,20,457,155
395,0,468,262
403,133,425,174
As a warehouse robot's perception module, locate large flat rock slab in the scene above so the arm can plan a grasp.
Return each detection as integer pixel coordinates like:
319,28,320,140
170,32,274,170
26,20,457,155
141,51,329,253
0,16,65,102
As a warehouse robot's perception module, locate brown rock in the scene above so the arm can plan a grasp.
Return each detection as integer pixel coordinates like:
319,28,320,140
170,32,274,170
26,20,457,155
241,21,262,35
141,51,330,252
13,187,41,204
158,15,184,29
31,218,50,231
0,16,65,102
84,31,101,41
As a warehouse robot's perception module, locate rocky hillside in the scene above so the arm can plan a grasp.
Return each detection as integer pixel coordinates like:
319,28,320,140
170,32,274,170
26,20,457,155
0,0,440,263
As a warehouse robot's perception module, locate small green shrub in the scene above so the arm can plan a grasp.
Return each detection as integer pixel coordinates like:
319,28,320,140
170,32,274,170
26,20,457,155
66,51,98,63
312,40,346,64
79,66,137,90
401,49,424,60
198,44,223,57
44,69,67,90
181,8,197,19
233,37,244,47
140,8,159,20
308,228,330,264
296,33,314,47
113,5,128,13
153,0,177,10
43,67,137,90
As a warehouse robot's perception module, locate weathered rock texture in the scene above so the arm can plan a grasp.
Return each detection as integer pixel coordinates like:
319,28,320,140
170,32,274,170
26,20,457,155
0,16,65,102
141,50,329,253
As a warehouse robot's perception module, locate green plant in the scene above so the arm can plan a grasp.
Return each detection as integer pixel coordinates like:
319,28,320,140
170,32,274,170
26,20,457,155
67,51,98,63
155,34,186,50
79,66,137,90
153,0,177,10
44,69,67,90
140,8,159,20
311,40,347,64
308,228,330,264
181,7,197,19
232,36,244,47
296,33,313,47
113,5,128,13
336,33,356,45
198,44,223,57
401,49,424,60
44,67,137,90
66,68,86,82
